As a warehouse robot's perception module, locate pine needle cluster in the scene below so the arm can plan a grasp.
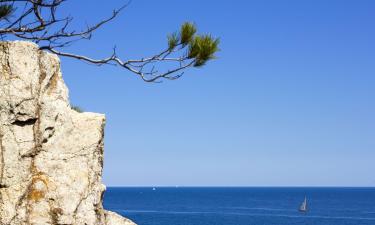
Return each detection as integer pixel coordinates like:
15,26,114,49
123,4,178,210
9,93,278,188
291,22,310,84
167,22,220,67
0,4,13,20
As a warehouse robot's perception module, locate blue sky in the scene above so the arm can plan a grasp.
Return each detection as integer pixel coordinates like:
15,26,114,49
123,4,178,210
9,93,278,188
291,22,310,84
59,0,375,186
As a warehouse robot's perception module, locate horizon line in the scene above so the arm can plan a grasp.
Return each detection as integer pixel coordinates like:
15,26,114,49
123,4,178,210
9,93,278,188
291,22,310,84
105,185,375,188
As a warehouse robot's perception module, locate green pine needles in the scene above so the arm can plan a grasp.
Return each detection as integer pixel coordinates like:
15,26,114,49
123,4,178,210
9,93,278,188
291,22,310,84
0,4,13,20
167,32,179,51
167,22,219,67
180,22,197,45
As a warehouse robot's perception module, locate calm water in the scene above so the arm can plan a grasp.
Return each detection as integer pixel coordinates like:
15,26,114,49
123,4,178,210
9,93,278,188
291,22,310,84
103,187,375,225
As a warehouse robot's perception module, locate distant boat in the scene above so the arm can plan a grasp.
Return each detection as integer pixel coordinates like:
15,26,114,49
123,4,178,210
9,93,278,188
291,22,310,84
299,196,308,212
152,187,156,191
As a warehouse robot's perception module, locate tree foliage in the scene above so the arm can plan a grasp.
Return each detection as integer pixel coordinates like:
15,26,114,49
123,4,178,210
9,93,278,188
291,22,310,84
166,22,220,68
71,106,83,113
0,1,219,82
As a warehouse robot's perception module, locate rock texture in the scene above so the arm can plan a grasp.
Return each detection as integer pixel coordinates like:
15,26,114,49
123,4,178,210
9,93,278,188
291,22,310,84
0,41,135,225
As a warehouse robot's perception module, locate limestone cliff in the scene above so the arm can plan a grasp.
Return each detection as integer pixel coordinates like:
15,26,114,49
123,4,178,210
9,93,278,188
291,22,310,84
0,41,135,225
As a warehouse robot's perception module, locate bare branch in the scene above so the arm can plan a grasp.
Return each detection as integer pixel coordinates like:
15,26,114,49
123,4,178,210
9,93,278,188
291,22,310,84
42,45,196,82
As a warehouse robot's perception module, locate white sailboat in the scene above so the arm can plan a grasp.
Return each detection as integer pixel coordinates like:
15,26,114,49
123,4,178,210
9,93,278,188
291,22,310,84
299,196,308,212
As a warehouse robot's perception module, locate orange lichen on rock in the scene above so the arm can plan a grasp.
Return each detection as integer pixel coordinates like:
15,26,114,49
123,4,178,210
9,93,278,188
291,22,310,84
28,175,49,202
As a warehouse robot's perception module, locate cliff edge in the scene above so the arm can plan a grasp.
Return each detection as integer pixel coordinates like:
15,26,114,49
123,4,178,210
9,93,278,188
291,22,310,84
0,41,135,225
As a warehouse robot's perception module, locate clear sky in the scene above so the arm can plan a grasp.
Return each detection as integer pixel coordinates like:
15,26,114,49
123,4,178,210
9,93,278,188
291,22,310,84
58,0,375,186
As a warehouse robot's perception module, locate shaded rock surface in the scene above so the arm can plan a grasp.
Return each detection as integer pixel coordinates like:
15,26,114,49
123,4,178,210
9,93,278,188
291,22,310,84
0,41,135,225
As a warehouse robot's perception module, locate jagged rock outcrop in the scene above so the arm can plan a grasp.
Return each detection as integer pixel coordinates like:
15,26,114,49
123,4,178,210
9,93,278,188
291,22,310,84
0,41,135,225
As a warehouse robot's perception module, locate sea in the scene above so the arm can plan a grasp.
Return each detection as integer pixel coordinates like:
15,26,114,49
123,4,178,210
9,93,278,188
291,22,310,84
103,187,375,225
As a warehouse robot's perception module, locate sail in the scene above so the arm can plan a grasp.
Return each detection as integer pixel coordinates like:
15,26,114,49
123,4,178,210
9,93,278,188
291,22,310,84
299,197,307,212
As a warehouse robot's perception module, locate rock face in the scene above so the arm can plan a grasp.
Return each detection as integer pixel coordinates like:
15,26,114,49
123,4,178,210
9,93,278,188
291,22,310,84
0,41,135,225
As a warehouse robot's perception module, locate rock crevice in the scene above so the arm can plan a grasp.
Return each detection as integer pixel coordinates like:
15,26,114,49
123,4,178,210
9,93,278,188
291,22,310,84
0,41,135,225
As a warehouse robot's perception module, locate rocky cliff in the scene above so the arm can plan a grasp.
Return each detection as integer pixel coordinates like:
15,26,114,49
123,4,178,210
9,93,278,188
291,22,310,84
0,41,135,225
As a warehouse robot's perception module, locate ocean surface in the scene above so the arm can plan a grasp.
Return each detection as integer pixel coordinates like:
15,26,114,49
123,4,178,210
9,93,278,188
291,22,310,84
103,187,375,225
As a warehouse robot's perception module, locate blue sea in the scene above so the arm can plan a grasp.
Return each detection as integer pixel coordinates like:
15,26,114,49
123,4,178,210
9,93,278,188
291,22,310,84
103,187,375,225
